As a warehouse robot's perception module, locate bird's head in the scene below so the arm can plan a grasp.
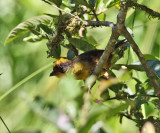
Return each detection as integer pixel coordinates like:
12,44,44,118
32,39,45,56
50,58,72,78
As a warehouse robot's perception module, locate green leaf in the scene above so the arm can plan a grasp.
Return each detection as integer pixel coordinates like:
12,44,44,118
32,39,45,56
97,12,105,20
103,0,109,4
132,60,160,78
57,74,81,100
144,102,156,117
52,45,61,59
144,54,160,61
78,105,106,133
107,0,121,8
29,28,41,36
79,103,129,133
44,13,59,18
119,114,123,124
38,24,53,35
48,0,62,7
89,0,96,8
4,15,53,45
95,0,103,10
68,38,96,51
23,35,45,42
67,50,76,60
84,36,100,46
47,44,61,59
147,60,160,78
72,0,90,8
135,96,147,110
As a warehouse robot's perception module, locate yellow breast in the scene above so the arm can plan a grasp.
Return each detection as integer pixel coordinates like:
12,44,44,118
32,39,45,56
71,62,91,80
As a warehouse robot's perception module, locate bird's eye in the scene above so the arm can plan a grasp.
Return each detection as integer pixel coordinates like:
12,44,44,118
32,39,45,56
54,66,65,73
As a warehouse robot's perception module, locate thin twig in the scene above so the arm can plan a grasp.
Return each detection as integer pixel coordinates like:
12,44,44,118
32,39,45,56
106,94,157,101
42,0,114,29
96,94,157,104
120,113,136,121
42,0,83,21
92,9,99,21
0,116,11,133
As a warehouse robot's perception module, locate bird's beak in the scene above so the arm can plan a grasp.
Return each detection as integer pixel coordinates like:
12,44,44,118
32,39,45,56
50,71,55,76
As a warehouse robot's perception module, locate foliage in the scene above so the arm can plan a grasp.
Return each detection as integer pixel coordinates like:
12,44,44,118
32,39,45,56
1,0,160,133
4,15,54,45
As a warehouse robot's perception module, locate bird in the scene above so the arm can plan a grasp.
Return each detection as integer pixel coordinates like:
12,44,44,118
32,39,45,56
50,39,127,80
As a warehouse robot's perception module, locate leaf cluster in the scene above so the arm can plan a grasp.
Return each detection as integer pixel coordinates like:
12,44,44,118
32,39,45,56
3,0,160,132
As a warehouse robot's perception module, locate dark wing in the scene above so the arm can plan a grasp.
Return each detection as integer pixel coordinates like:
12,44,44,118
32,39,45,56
73,50,104,63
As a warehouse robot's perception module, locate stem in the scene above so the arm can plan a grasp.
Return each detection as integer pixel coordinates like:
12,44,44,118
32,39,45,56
0,116,11,133
0,63,52,102
92,9,99,21
120,113,136,121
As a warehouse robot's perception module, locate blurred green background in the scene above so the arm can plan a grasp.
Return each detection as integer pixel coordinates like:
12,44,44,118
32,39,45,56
0,0,160,133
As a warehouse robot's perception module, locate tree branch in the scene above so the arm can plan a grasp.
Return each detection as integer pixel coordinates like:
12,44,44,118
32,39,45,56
94,0,128,75
41,0,160,97
86,0,128,89
128,0,160,19
84,20,115,27
122,27,160,99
